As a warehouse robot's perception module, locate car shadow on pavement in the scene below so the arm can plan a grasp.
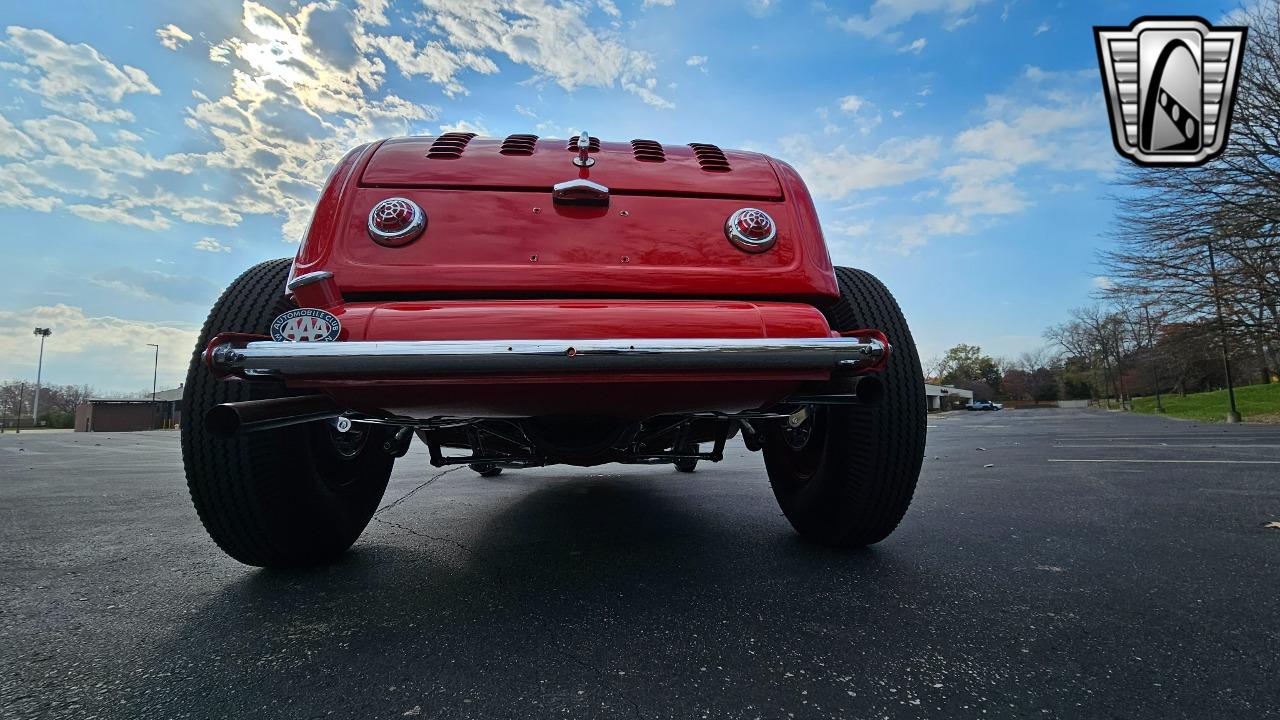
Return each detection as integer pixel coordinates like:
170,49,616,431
146,478,927,718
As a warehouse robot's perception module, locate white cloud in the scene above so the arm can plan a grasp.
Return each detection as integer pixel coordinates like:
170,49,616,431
894,212,970,252
2,26,159,102
366,33,497,97
779,134,941,200
927,68,1111,231
439,118,490,136
643,0,676,6
417,0,673,108
898,37,927,54
1033,20,1050,36
686,54,707,66
952,92,1105,171
0,1,675,246
826,219,872,237
156,24,193,50
746,0,775,17
0,304,199,392
815,106,841,136
22,115,97,149
832,95,882,135
194,237,232,253
799,65,1111,254
0,111,38,157
355,0,392,26
91,266,220,304
67,203,171,231
0,166,59,211
836,0,992,37
1093,276,1113,290
838,94,866,114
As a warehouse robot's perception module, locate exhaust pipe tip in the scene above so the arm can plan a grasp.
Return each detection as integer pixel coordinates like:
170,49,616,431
205,404,242,436
849,375,885,405
203,395,343,436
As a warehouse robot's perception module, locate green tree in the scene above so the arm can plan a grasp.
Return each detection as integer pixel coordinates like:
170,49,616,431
937,343,1004,394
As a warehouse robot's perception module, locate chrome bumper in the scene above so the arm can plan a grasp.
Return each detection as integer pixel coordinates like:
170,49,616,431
209,337,887,378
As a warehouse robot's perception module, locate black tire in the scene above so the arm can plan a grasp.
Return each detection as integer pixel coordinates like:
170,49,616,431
181,259,395,567
469,463,503,477
762,267,926,546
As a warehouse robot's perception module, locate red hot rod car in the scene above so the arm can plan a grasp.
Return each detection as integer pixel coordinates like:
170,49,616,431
181,132,927,567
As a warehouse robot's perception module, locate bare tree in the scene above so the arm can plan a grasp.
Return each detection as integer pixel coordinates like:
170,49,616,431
1099,1,1280,387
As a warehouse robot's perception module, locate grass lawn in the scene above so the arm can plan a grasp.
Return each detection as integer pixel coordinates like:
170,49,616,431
1131,382,1280,423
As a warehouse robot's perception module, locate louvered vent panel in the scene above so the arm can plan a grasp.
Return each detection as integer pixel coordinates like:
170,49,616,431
630,139,666,162
688,142,731,172
565,136,601,152
426,132,478,159
499,134,539,156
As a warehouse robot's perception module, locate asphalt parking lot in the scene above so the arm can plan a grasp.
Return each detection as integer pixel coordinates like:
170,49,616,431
2,408,1278,719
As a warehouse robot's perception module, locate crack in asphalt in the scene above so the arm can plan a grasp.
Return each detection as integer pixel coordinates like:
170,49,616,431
374,466,461,516
369,515,474,557
370,469,645,719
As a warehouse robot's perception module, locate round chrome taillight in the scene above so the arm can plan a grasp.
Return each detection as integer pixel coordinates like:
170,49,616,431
368,197,426,247
725,207,777,252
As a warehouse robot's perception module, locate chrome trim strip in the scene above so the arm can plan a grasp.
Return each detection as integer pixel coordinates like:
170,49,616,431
286,271,334,291
210,337,886,377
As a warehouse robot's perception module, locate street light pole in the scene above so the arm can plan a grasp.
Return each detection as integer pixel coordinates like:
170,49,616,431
32,327,52,427
1207,243,1242,423
146,343,159,402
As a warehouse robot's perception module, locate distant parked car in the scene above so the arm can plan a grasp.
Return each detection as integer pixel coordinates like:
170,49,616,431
968,400,1002,411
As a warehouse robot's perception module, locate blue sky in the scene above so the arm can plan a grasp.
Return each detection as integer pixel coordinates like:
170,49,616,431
0,0,1236,393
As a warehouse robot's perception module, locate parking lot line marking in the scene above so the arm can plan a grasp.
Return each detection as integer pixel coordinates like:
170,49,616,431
1052,444,1280,448
1048,458,1280,464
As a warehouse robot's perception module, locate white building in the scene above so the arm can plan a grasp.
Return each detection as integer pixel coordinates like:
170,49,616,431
925,383,973,411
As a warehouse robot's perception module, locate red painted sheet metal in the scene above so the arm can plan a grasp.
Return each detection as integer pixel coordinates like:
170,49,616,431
360,138,783,200
294,189,838,300
326,299,834,342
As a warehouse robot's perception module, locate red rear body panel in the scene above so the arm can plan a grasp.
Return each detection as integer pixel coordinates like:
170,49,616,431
291,138,837,301
277,135,845,418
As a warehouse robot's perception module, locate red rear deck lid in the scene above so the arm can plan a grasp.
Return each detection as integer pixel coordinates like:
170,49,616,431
360,136,784,200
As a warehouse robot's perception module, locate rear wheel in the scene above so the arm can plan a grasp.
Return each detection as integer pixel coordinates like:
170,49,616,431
181,259,395,567
762,267,926,546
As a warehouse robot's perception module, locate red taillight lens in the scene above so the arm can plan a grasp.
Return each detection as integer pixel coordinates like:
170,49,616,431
367,197,426,247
